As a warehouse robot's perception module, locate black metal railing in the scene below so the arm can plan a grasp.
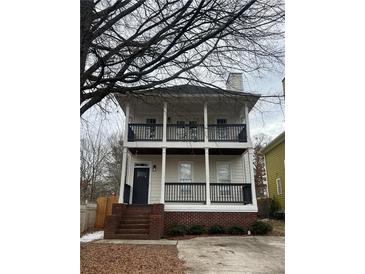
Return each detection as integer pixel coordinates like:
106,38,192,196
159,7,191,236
210,183,252,204
127,123,247,142
128,123,163,141
165,182,206,203
164,182,252,204
166,124,204,141
123,184,131,204
208,124,247,142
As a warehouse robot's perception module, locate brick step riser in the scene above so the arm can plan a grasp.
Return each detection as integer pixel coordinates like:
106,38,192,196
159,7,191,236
117,229,149,234
118,224,149,229
111,234,150,240
120,220,150,224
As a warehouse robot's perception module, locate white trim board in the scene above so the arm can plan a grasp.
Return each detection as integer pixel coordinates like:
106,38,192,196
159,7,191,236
164,204,258,212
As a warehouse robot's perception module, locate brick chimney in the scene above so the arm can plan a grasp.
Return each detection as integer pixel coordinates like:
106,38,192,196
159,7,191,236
226,73,243,91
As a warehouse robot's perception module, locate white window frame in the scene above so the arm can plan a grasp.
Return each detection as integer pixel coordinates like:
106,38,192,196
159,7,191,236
216,161,232,184
216,161,232,196
276,177,282,195
178,161,194,183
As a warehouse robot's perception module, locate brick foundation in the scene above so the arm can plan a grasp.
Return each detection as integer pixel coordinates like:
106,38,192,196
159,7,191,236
164,211,257,234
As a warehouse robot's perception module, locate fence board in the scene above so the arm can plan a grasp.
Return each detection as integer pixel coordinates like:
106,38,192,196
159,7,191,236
95,196,119,228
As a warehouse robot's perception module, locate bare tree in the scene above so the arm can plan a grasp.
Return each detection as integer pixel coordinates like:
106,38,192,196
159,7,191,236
253,133,271,198
104,133,124,195
80,0,284,116
80,123,111,202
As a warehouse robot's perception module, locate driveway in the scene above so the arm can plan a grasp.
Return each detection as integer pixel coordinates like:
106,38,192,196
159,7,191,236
177,236,284,273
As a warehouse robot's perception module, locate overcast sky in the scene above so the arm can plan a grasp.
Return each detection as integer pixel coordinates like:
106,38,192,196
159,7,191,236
80,70,285,141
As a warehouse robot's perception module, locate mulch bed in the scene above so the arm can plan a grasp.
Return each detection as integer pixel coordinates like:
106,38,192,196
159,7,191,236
80,243,185,274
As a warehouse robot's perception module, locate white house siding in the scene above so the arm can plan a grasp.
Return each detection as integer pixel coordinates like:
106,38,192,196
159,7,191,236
129,154,247,204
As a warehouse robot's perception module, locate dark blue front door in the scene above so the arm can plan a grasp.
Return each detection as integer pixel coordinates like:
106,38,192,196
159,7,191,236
132,168,149,204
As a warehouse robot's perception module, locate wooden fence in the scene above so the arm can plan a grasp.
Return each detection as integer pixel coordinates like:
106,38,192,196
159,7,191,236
95,195,119,228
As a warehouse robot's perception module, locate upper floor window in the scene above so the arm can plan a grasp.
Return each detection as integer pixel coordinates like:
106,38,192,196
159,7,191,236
146,119,156,138
217,162,231,184
179,162,193,183
276,178,282,195
217,119,227,124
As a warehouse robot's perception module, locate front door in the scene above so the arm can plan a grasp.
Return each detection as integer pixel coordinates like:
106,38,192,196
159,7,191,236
132,168,150,204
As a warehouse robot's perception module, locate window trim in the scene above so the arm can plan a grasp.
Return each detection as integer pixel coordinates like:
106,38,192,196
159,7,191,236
178,161,194,183
276,177,282,195
216,161,232,184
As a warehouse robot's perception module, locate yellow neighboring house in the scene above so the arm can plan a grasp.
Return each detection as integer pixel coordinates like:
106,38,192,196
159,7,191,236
262,132,285,212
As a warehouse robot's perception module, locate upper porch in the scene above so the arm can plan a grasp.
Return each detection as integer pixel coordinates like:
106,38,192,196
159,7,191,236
116,85,260,150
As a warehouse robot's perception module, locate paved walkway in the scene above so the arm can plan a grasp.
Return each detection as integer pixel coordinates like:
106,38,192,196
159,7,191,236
177,236,285,274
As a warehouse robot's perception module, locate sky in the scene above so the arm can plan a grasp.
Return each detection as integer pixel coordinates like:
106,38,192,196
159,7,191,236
80,70,285,141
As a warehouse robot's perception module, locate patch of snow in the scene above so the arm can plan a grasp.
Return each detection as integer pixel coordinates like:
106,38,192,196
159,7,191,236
80,231,104,243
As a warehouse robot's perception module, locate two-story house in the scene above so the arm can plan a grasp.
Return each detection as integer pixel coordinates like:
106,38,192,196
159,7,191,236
105,73,261,239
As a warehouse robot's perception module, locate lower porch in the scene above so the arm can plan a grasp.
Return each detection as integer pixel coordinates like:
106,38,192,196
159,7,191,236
119,150,258,212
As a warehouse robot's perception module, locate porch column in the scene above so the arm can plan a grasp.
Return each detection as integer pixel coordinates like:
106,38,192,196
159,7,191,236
160,147,166,203
163,102,167,143
118,102,130,203
204,102,208,143
205,147,211,205
248,148,258,207
244,104,251,144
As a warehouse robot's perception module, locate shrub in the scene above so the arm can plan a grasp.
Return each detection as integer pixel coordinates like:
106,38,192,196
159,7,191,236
270,198,281,218
227,225,247,235
189,225,205,235
168,224,188,236
208,224,225,234
257,198,272,218
250,220,273,235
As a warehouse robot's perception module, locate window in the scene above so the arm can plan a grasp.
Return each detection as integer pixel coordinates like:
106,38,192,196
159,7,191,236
177,121,186,139
216,119,227,139
146,119,156,138
217,162,231,184
276,178,282,195
179,162,193,194
217,162,231,196
189,121,197,140
179,162,193,182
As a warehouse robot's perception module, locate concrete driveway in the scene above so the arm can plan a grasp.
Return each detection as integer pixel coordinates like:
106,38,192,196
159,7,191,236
177,236,284,274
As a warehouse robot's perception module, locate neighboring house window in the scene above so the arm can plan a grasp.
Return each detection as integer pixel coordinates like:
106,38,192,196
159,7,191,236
179,162,193,195
217,162,231,196
146,118,156,139
276,178,282,195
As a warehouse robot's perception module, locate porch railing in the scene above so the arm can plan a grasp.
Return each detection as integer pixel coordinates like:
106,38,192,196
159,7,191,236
210,183,252,204
164,183,252,204
208,124,247,142
128,123,163,141
128,123,247,142
167,124,204,141
165,182,206,203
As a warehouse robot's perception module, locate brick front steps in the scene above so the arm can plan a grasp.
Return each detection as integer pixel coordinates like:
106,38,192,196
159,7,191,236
104,204,164,240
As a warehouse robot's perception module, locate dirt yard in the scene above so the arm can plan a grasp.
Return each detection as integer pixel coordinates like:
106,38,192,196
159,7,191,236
80,243,185,274
266,219,285,236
